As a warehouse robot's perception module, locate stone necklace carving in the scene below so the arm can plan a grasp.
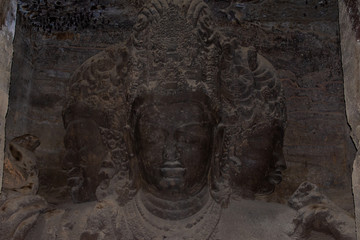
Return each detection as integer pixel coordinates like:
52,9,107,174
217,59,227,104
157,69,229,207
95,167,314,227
124,187,222,240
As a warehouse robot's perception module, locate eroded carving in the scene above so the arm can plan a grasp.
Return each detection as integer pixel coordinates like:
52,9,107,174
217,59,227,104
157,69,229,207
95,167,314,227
289,182,356,240
3,134,40,195
0,135,47,240
1,0,355,239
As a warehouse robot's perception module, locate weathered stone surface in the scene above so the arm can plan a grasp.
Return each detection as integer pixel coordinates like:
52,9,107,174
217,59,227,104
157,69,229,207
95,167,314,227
0,7,355,240
0,0,16,192
213,0,354,208
1,1,356,239
289,182,356,240
3,135,40,195
0,194,47,240
4,0,353,207
338,0,360,238
0,1,9,27
0,135,47,240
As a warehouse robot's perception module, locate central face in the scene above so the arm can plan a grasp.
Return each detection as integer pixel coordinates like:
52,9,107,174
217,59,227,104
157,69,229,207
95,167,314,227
135,101,214,200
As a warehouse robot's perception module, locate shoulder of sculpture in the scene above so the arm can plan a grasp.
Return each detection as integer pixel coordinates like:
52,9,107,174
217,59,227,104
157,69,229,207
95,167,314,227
216,198,296,240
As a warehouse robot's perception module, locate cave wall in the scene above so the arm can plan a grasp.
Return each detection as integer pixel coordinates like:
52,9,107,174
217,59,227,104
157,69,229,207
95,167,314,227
5,0,354,207
0,0,16,191
339,0,360,237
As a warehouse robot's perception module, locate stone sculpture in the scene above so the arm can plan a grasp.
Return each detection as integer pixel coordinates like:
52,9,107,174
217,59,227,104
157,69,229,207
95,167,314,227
0,135,47,240
3,134,40,195
62,0,286,205
0,0,355,239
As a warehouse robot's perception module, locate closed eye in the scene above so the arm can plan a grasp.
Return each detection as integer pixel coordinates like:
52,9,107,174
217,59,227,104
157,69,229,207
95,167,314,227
176,133,202,144
142,128,168,144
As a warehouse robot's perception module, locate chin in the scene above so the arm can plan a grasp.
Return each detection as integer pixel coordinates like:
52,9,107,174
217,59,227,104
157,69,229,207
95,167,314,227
158,177,185,191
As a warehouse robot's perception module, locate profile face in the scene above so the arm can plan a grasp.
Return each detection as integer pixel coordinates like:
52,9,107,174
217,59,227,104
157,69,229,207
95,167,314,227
135,101,214,200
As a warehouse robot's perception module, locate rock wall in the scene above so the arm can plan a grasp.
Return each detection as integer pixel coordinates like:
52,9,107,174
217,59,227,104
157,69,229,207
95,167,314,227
5,0,355,208
0,0,16,192
339,0,360,237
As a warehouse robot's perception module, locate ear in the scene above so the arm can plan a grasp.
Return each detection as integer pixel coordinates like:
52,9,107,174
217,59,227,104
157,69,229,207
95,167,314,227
267,126,286,186
123,124,141,189
123,124,135,157
272,125,286,171
211,124,225,180
209,124,231,207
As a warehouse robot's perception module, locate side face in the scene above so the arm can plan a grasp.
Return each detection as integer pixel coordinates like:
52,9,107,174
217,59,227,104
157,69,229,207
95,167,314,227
229,125,285,197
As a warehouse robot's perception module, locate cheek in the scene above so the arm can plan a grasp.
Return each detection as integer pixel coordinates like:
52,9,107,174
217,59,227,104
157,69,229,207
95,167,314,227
181,146,210,177
244,152,270,173
138,145,163,172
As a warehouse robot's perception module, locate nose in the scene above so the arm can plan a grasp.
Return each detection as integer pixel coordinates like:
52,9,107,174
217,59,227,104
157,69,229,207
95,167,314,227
162,141,181,163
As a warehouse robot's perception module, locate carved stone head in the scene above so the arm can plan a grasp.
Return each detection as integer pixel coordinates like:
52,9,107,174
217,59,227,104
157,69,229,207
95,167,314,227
129,93,219,201
63,0,286,205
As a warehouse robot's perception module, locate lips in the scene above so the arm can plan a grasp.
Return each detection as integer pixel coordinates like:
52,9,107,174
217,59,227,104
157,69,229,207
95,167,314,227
160,161,186,178
161,167,186,178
